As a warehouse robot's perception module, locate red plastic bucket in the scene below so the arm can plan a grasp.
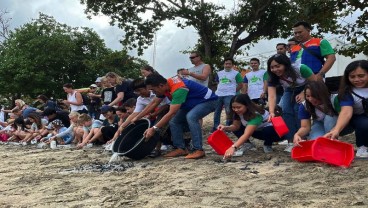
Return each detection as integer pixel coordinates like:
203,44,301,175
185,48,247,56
271,117,289,137
291,140,315,162
291,137,355,167
312,137,354,167
207,130,233,155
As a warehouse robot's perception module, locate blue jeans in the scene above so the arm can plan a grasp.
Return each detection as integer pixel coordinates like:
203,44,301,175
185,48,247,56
233,125,284,146
281,86,304,141
213,95,233,130
309,115,337,140
350,114,368,147
170,99,217,150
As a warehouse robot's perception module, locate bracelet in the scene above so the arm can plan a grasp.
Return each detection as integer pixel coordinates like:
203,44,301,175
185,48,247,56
231,144,238,151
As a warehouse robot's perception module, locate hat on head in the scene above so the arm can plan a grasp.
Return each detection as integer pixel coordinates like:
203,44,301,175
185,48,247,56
95,77,102,83
100,105,114,114
90,84,98,88
51,119,64,127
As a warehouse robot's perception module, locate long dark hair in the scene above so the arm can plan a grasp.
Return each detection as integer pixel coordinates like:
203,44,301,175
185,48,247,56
230,94,265,121
267,54,299,86
304,81,336,119
338,60,368,100
28,112,43,130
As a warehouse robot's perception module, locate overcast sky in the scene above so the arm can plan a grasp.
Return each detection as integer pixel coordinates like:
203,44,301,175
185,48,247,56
1,0,296,78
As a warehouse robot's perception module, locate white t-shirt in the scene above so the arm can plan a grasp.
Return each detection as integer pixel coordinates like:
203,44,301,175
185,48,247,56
134,92,171,113
244,69,267,99
215,69,242,96
351,88,368,115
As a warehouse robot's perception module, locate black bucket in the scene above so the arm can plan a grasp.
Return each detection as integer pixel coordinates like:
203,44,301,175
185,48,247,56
112,119,159,160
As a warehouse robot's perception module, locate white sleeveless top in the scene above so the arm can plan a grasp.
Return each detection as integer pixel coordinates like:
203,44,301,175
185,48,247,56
67,91,87,112
188,63,209,87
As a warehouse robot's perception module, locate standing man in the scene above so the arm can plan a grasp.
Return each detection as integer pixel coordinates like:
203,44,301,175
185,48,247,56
143,74,218,159
212,58,243,131
276,43,288,55
242,58,268,105
181,51,211,87
291,21,336,80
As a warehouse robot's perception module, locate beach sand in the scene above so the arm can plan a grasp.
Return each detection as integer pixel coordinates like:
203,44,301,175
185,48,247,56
0,115,367,208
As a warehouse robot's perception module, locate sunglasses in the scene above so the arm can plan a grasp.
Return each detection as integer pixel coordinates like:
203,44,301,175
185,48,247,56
90,87,96,89
189,56,198,59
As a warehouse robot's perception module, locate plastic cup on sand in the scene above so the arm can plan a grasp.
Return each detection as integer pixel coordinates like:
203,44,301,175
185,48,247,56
50,141,57,149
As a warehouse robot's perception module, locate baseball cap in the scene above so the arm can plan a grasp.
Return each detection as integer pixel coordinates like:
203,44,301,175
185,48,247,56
100,105,114,114
90,84,98,88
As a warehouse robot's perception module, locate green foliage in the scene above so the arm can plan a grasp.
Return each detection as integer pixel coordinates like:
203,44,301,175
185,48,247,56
85,50,148,79
334,1,368,57
0,13,146,102
81,0,366,71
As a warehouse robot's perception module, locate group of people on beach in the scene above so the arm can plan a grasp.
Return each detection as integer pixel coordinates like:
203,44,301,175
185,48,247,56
0,21,367,160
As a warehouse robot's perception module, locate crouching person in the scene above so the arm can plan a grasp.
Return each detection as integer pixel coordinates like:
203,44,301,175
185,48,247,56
220,94,285,159
143,74,218,159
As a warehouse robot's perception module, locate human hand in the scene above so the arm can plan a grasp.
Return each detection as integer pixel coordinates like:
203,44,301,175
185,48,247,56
324,129,339,140
143,127,155,141
293,134,305,147
217,124,226,131
76,142,86,149
295,92,305,104
267,113,275,122
223,147,235,159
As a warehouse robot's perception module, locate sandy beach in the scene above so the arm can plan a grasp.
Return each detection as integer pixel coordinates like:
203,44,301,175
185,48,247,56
0,115,367,208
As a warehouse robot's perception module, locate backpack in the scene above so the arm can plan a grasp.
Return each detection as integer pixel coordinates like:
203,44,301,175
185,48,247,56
74,92,91,106
81,94,91,106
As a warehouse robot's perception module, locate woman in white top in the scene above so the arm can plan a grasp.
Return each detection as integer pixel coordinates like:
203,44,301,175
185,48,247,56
324,60,368,158
62,83,88,114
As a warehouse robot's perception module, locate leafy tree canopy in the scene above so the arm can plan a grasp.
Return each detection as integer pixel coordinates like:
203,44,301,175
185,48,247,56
0,13,146,104
81,0,367,66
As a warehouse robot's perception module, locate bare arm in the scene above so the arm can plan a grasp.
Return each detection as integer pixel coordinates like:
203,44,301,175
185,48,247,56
236,82,243,92
324,106,353,139
223,124,258,159
320,54,336,75
109,92,124,107
189,64,211,81
132,97,163,122
267,86,277,118
143,104,181,139
293,119,311,146
241,83,248,94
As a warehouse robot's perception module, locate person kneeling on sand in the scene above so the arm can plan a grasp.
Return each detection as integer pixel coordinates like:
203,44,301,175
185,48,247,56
143,73,218,159
77,105,119,148
219,94,285,159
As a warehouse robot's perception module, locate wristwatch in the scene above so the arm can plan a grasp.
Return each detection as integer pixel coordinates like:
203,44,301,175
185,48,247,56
153,126,161,132
231,144,238,150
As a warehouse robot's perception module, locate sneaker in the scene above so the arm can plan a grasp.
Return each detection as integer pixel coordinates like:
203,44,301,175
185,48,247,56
263,145,273,153
284,143,294,153
164,148,188,157
277,140,288,145
160,145,168,151
148,149,161,158
185,150,205,159
243,142,257,151
233,149,244,157
356,146,368,158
